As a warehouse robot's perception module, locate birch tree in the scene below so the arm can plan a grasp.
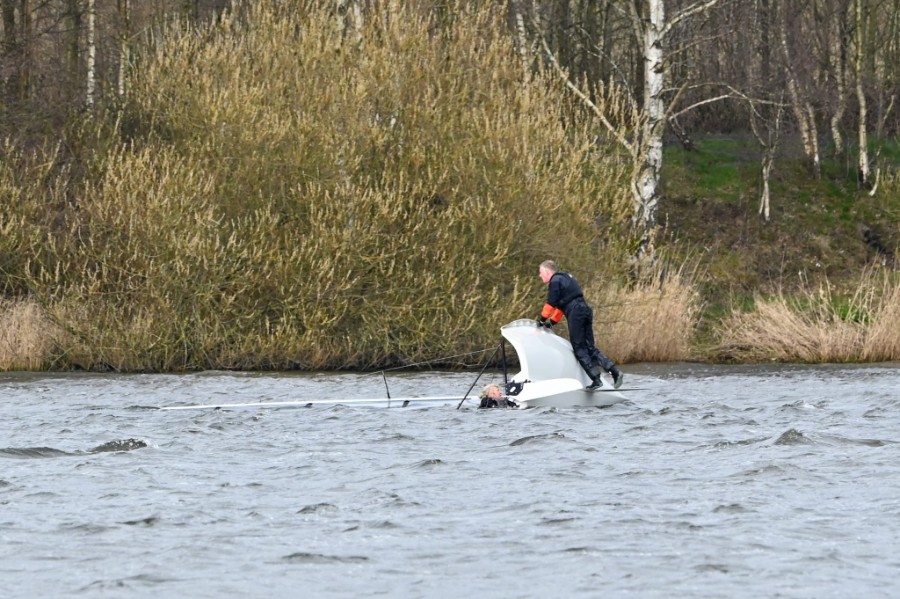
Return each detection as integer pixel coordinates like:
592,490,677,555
780,0,821,174
749,94,785,221
853,0,867,185
117,0,131,98
825,0,851,156
557,0,724,262
538,0,720,263
86,0,95,110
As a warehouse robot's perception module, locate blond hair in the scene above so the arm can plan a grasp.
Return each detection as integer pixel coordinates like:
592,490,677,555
479,383,502,399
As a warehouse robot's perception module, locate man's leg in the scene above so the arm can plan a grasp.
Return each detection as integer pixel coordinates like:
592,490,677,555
568,304,605,388
583,309,624,389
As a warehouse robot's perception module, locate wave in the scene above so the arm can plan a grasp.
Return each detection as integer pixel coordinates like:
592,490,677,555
89,438,148,453
774,428,812,445
0,438,148,459
0,446,73,459
510,432,567,446
282,552,369,564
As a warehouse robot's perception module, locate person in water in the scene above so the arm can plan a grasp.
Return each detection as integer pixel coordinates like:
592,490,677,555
479,383,515,408
535,260,623,390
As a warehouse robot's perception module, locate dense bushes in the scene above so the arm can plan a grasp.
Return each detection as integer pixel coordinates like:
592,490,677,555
0,2,634,371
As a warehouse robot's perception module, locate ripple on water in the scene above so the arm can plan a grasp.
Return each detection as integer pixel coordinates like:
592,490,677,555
281,552,369,564
509,432,567,446
774,428,812,445
0,446,73,459
78,574,175,592
2,365,900,598
121,516,160,527
297,502,339,514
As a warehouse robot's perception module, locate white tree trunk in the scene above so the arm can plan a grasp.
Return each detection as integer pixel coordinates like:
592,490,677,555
86,0,96,110
629,0,722,260
633,0,667,254
829,5,850,156
749,96,783,223
855,0,870,186
780,8,820,173
513,0,532,78
334,0,364,45
117,0,130,98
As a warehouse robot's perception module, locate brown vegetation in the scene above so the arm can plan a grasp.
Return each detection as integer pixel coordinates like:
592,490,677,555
0,300,59,370
0,3,633,371
0,2,897,371
717,270,900,363
592,260,700,363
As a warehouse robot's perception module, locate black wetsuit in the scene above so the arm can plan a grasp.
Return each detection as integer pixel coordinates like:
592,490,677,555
479,397,516,409
546,272,616,377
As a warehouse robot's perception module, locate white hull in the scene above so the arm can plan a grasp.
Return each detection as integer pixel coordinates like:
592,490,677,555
511,378,626,409
500,319,627,409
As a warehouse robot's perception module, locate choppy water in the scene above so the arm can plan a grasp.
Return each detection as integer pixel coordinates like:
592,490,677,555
2,363,900,598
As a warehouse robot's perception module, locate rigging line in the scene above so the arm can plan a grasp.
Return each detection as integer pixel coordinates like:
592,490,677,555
366,347,498,375
500,340,508,395
457,343,501,410
381,371,391,401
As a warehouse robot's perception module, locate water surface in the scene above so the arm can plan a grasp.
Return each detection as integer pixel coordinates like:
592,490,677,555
2,364,899,598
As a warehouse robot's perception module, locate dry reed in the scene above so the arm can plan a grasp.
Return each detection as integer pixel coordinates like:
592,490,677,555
716,270,900,363
0,300,59,370
588,259,700,363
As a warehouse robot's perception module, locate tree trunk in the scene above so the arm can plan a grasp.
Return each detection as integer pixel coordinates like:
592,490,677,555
67,1,80,72
855,0,870,187
510,0,532,78
117,0,130,98
631,0,723,261
830,2,850,156
1,0,18,102
1,1,14,54
749,97,785,222
86,0,96,111
780,2,820,174
7,0,32,102
759,0,772,84
632,0,667,259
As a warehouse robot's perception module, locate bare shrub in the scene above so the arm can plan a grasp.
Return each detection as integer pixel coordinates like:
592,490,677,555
4,2,635,371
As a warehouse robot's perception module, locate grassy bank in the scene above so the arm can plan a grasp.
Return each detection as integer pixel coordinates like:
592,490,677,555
661,135,900,362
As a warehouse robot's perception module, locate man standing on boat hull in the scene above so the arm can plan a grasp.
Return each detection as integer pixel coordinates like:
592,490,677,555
536,260,623,390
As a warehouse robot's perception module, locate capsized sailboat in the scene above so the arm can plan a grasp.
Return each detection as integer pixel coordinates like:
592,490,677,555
159,319,630,411
499,319,627,408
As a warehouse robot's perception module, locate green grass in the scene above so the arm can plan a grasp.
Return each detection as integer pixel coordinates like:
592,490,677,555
660,133,899,344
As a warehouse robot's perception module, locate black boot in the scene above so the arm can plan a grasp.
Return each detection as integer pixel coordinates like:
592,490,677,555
585,366,604,391
609,366,624,389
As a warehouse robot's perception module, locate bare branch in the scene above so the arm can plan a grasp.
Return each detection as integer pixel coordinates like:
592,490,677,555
535,23,634,154
663,0,724,38
572,23,638,114
665,81,788,121
667,93,733,121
